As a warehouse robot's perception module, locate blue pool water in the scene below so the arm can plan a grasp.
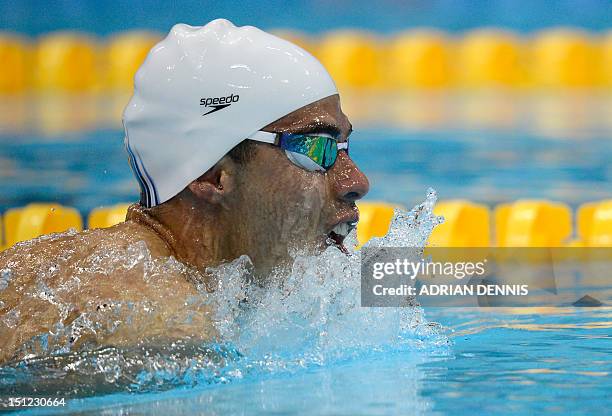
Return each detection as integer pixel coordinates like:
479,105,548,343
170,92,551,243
1,94,611,415
3,0,611,35
11,308,612,415
1,118,611,215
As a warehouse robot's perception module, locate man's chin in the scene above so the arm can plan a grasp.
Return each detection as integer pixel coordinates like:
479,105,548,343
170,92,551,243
256,235,350,274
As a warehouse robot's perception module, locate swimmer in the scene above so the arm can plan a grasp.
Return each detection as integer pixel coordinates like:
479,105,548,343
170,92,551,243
0,19,369,363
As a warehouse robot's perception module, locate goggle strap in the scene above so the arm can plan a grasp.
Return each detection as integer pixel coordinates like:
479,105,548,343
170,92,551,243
247,130,277,144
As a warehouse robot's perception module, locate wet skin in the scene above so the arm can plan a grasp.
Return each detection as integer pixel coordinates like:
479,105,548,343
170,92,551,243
0,94,369,363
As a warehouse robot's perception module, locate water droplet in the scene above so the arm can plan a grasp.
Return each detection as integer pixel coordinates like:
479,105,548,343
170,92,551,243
0,268,12,291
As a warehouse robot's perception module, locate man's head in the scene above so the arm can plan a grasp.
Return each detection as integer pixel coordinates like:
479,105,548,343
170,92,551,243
123,20,369,276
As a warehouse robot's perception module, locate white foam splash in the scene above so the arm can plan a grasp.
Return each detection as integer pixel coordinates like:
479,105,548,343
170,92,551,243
200,187,447,372
0,189,449,395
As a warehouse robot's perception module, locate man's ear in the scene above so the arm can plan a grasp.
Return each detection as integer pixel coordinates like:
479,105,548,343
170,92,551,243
187,157,235,206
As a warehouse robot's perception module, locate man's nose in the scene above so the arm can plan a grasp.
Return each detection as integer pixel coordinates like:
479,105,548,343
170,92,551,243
329,151,370,202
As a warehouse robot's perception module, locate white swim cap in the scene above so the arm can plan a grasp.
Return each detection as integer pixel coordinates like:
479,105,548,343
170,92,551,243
123,19,338,207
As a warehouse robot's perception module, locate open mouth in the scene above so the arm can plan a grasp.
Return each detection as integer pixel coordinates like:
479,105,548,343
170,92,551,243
326,220,358,253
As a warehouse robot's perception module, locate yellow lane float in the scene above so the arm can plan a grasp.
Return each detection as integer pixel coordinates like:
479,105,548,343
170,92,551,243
429,200,490,247
387,29,452,89
88,203,130,229
3,203,82,249
576,200,612,246
2,199,610,250
2,28,611,95
530,28,601,88
35,32,99,92
105,31,160,91
457,29,525,88
356,201,402,245
0,33,29,93
495,200,572,247
317,30,382,90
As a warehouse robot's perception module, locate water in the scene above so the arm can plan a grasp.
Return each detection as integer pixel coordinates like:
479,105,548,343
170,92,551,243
0,192,449,410
1,94,611,414
3,0,611,35
420,308,612,415
5,309,611,415
1,190,610,414
1,116,611,215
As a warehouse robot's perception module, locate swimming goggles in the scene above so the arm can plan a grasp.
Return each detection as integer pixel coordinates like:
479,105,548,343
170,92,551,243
247,131,349,172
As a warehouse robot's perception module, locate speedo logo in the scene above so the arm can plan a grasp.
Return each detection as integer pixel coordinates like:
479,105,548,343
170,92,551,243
200,94,239,116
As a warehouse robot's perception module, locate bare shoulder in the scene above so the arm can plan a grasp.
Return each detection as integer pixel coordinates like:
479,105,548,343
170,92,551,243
0,220,181,299
0,221,214,363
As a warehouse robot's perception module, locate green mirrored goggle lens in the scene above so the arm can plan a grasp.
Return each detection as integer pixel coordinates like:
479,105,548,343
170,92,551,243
279,133,342,170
